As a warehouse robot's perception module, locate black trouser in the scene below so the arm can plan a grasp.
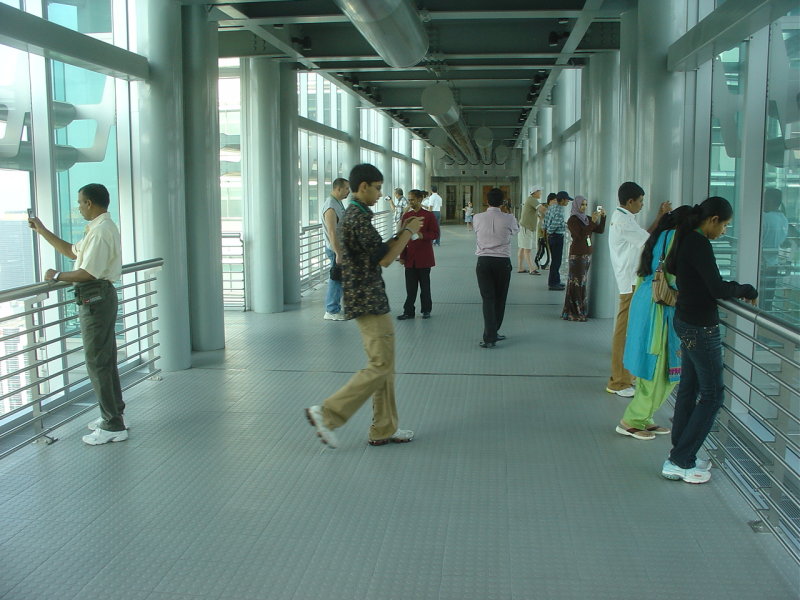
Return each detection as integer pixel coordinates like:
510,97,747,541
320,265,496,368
403,267,432,315
547,233,564,287
76,280,125,431
475,256,512,343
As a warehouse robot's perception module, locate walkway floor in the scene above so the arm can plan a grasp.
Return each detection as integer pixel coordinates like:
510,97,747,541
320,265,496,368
1,224,797,600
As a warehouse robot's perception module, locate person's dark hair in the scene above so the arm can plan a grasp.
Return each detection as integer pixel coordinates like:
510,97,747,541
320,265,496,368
395,187,404,196
546,192,557,203
348,164,382,193
487,188,504,207
637,205,691,277
78,183,110,209
408,189,423,200
764,187,783,213
664,196,733,274
332,177,348,191
431,185,438,193
618,181,645,206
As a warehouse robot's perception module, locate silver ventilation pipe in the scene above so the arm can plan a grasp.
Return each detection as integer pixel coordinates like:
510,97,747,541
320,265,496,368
429,128,467,164
333,0,428,68
422,83,480,164
495,145,511,165
474,126,493,165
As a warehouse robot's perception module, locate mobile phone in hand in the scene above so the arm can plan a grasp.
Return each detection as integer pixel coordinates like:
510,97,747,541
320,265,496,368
27,208,34,219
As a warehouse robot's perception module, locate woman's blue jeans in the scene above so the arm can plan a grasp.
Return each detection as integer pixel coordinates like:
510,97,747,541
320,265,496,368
669,315,725,468
325,247,343,314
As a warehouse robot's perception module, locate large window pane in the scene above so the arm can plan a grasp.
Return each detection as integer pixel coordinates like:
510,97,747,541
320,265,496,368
761,12,799,324
219,74,242,233
47,1,115,46
0,44,35,290
709,44,747,278
50,60,120,265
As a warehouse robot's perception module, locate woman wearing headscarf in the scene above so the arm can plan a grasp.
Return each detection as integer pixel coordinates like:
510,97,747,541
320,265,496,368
616,206,690,441
561,196,605,321
516,186,542,274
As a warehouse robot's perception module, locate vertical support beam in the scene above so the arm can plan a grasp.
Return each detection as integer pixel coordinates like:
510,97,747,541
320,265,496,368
345,92,360,171
584,51,621,319
618,7,638,183
634,0,690,225
182,5,224,350
242,58,283,313
135,0,191,370
280,62,301,305
537,107,552,192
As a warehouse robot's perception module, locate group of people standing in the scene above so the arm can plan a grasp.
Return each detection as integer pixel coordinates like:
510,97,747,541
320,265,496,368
311,164,758,488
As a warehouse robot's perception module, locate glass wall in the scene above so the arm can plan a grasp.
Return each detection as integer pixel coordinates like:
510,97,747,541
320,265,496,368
0,44,35,290
709,44,747,278
219,66,242,234
761,12,799,323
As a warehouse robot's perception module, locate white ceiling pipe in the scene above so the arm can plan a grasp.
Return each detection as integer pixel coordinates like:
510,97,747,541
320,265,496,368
429,127,467,164
474,126,493,164
333,0,428,68
422,83,480,164
495,145,511,165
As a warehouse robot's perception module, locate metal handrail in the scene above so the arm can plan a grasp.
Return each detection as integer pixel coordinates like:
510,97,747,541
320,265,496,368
705,297,800,564
0,259,164,458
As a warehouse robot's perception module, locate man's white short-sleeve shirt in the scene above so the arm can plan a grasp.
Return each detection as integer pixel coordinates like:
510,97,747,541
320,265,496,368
72,212,122,282
428,193,443,211
608,206,650,294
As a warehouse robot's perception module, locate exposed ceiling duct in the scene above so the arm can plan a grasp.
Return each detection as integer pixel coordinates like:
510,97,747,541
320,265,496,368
422,83,479,164
495,145,511,165
332,0,428,68
474,126,493,165
429,127,466,164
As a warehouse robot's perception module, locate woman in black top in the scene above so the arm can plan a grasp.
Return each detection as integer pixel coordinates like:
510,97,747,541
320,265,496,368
661,197,757,484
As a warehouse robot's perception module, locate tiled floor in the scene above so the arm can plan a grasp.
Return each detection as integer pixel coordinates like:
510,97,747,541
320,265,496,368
1,225,797,599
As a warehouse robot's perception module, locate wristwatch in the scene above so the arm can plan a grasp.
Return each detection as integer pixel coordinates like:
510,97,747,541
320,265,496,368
411,233,420,241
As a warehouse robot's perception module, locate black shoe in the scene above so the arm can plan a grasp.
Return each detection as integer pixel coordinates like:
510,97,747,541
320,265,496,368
548,285,565,291
479,341,496,349
496,335,506,341
421,312,431,319
397,314,414,320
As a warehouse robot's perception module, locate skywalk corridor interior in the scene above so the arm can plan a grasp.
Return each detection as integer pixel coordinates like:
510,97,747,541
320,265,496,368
1,225,797,600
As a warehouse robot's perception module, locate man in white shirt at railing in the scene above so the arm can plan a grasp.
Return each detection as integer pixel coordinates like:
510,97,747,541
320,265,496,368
321,177,350,321
28,183,127,445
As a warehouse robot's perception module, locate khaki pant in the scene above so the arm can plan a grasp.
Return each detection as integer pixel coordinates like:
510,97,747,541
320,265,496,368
607,292,635,391
321,313,399,441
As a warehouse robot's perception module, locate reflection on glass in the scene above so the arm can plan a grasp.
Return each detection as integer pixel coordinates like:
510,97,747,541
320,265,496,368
50,60,119,268
0,44,36,290
709,44,747,279
761,12,799,324
47,1,114,45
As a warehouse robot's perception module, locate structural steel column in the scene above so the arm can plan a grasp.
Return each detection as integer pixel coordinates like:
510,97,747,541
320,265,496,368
537,107,552,193
584,51,621,319
345,92,360,171
635,1,689,224
618,7,638,183
280,62,301,305
181,5,225,350
135,0,191,370
243,58,283,313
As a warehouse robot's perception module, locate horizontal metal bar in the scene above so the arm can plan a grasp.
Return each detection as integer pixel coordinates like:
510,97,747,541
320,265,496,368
724,381,800,455
721,345,800,417
0,259,164,304
718,298,800,346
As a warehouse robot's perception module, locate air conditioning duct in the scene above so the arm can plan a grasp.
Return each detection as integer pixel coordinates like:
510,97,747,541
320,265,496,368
429,128,466,164
333,0,428,68
495,145,510,165
474,126,493,165
422,83,479,164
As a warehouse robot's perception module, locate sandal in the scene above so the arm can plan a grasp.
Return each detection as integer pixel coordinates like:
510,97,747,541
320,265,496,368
517,270,528,274
646,425,671,435
529,269,541,275
615,424,655,440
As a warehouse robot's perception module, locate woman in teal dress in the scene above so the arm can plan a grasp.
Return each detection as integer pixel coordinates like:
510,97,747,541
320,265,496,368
616,207,690,440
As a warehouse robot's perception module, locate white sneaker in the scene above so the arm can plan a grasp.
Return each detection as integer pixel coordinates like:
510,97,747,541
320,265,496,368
696,458,712,471
369,429,414,446
88,417,127,431
661,460,711,484
82,428,129,445
323,312,346,321
606,386,635,398
305,405,338,448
